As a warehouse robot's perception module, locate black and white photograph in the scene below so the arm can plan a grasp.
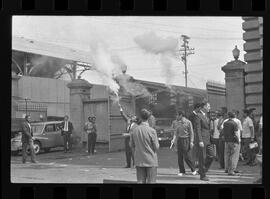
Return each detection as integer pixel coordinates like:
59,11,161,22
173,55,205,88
11,16,263,184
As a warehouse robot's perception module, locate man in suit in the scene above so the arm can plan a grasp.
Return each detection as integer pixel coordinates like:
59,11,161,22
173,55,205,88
60,115,74,153
21,115,36,164
195,102,215,181
188,103,201,168
119,104,137,168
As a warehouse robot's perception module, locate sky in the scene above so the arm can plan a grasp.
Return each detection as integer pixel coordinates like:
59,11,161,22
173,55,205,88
12,16,245,89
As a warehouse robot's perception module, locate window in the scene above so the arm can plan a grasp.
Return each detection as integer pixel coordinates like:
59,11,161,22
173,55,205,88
55,123,62,131
32,124,44,135
44,124,55,133
150,92,157,104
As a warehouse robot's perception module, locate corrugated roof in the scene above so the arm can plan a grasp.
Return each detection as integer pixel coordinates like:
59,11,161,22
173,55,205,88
12,36,94,64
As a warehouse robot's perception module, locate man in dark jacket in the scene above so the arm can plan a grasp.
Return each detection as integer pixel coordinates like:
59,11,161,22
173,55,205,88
195,102,214,181
223,112,240,176
21,115,36,163
60,115,74,153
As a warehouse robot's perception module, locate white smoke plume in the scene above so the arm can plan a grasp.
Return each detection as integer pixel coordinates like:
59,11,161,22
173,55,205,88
134,31,179,88
134,31,178,55
89,42,120,100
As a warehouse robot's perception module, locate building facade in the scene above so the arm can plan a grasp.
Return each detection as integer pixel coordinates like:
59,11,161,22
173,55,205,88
242,17,263,118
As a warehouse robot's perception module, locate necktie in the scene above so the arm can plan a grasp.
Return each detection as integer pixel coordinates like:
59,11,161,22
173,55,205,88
65,121,68,131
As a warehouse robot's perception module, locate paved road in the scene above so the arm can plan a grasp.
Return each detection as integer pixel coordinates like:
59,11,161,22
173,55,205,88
11,147,260,184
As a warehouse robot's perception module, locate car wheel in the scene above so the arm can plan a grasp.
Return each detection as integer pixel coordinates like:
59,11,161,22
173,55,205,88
33,141,41,154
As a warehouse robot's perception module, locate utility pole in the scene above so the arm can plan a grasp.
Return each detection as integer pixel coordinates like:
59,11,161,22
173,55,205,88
179,35,195,87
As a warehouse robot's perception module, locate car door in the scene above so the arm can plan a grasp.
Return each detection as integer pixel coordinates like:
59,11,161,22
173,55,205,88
55,123,64,146
43,124,57,148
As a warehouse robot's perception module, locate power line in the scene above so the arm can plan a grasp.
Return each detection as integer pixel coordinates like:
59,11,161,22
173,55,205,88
89,18,243,40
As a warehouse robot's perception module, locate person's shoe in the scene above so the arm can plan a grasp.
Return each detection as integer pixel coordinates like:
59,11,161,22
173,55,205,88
228,172,240,176
192,170,199,175
177,172,185,176
124,165,131,168
249,162,257,167
200,176,210,181
234,170,240,173
244,161,251,165
31,160,37,163
224,170,228,173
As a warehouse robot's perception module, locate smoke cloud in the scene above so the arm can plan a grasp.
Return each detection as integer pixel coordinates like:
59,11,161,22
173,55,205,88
134,31,178,55
29,55,71,78
134,31,178,88
89,42,121,98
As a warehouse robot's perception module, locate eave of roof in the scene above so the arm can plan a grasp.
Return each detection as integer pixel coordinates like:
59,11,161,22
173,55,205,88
12,36,94,64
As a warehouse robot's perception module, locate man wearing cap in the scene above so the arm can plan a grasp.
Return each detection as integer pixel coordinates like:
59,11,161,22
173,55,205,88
242,109,256,166
60,115,74,153
84,116,97,155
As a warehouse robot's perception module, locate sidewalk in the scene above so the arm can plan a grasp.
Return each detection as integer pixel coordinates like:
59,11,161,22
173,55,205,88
11,147,260,184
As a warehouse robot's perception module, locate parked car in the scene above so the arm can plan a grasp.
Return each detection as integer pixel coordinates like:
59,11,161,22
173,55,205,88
155,118,174,147
11,121,78,155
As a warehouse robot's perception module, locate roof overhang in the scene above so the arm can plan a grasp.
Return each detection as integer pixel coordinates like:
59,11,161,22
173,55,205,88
12,36,94,64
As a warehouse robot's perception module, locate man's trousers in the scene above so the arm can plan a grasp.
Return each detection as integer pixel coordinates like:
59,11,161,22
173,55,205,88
197,143,215,178
22,139,36,163
136,167,157,183
218,139,225,168
88,133,97,154
63,132,72,152
177,137,196,173
125,136,134,167
224,142,240,174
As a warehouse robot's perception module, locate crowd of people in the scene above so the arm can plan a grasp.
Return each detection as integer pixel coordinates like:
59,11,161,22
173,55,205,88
118,101,263,183
20,101,262,184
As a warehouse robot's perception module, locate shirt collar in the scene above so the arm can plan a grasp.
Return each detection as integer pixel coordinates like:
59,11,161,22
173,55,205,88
141,121,149,126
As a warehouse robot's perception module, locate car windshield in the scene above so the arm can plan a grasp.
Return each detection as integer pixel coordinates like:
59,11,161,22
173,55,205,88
31,124,44,135
156,120,171,126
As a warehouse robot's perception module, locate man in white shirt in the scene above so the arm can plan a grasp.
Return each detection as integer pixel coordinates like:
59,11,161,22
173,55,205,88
241,109,256,166
60,115,74,153
211,112,222,161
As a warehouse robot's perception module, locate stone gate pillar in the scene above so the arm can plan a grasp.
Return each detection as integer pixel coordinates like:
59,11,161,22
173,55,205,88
222,46,246,117
67,79,92,140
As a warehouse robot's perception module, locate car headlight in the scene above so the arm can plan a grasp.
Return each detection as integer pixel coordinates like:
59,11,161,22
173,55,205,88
159,130,164,134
